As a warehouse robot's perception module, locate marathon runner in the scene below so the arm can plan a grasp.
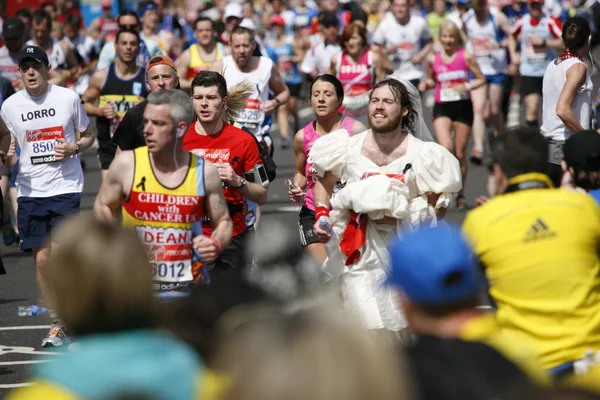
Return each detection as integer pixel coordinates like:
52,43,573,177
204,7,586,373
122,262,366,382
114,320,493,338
176,16,226,90
289,74,366,264
113,55,179,152
510,0,563,128
330,22,392,124
424,20,486,208
0,45,95,347
94,89,233,298
300,13,341,79
183,71,268,282
310,78,461,335
541,17,593,187
265,15,303,148
464,0,512,163
27,10,80,85
372,0,433,89
83,28,149,178
219,26,290,154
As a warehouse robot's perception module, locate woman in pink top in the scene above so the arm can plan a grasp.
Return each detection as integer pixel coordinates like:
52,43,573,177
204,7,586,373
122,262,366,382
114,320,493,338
288,75,367,264
330,23,393,124
424,20,485,208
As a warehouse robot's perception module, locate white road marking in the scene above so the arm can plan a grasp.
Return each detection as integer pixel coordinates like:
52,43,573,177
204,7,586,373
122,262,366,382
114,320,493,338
0,325,51,331
0,360,51,366
266,206,300,213
0,383,34,388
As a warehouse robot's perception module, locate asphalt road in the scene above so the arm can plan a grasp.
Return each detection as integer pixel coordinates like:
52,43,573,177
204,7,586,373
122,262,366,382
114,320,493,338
0,97,489,394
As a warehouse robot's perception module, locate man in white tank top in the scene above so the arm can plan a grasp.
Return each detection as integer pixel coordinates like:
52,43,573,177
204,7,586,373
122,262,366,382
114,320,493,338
541,17,593,187
27,10,80,87
216,26,290,153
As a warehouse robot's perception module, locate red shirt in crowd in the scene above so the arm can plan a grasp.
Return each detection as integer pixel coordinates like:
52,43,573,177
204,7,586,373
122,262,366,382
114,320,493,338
183,122,263,237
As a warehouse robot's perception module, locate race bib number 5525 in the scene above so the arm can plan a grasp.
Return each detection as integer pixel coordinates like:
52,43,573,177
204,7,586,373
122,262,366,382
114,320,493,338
26,126,65,165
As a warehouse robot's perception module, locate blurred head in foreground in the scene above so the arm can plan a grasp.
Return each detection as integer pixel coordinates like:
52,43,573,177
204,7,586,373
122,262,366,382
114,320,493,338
212,306,412,400
45,213,154,336
387,224,482,329
562,130,600,194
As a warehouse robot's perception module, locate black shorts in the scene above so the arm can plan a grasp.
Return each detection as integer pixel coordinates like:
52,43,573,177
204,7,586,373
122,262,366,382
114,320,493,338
287,83,301,97
520,76,543,97
209,227,253,283
97,142,117,170
298,206,319,247
433,100,474,126
17,192,81,250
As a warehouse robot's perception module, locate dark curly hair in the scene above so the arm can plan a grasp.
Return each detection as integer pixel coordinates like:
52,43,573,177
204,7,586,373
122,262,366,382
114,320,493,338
370,79,417,133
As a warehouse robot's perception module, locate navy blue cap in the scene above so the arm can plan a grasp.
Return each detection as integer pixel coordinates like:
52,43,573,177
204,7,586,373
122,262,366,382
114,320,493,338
386,225,482,305
18,46,49,67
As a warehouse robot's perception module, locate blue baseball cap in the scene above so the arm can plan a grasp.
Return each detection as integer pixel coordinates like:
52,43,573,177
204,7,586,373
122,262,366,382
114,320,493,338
386,225,482,305
18,46,49,67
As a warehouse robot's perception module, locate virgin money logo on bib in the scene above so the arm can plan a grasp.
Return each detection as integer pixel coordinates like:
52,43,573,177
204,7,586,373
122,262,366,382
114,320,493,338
245,99,261,110
26,126,64,142
190,148,230,161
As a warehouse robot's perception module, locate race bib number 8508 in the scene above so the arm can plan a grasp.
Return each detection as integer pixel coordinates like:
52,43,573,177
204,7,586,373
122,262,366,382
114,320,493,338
26,126,65,165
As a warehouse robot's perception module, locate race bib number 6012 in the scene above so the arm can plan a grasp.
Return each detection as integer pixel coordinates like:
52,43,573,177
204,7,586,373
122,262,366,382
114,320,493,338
26,126,65,165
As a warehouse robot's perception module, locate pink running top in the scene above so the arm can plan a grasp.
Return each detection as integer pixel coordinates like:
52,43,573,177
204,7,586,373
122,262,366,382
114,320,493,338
303,117,356,211
433,48,471,104
336,50,374,97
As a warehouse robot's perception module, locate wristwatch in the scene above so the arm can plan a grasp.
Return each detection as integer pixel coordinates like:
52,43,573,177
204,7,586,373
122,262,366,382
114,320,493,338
232,177,247,189
75,143,81,155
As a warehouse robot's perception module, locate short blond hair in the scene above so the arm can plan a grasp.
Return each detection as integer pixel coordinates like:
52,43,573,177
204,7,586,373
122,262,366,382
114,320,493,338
212,305,413,400
45,213,155,336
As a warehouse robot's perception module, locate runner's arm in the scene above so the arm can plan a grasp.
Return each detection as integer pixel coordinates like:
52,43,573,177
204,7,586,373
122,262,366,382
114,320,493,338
175,49,192,90
465,51,486,91
74,125,95,154
0,117,10,159
313,171,337,210
328,53,338,75
373,49,393,79
266,62,290,108
351,119,367,134
423,53,436,90
48,67,66,86
82,70,107,117
556,62,588,133
62,42,82,80
293,129,308,190
508,34,520,66
94,151,133,223
210,59,224,73
204,160,233,250
497,12,513,47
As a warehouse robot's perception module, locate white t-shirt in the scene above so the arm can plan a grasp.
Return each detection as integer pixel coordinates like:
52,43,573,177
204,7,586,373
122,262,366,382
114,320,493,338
372,14,431,81
300,40,341,76
541,58,593,141
0,85,89,198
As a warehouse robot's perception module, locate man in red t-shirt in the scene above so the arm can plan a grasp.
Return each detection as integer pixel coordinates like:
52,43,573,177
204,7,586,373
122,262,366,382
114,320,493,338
184,71,269,280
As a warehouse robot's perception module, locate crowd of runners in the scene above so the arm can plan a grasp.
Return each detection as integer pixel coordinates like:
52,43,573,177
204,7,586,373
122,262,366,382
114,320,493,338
0,0,599,398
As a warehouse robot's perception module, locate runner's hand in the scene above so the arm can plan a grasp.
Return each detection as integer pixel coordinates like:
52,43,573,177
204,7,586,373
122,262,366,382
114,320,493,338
216,160,240,186
102,102,116,119
263,99,279,114
193,235,219,264
313,217,332,243
529,35,544,46
411,53,425,65
289,187,305,202
54,139,75,161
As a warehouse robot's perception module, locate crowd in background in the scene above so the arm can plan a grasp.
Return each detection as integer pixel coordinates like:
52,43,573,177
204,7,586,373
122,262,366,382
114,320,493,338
0,0,598,399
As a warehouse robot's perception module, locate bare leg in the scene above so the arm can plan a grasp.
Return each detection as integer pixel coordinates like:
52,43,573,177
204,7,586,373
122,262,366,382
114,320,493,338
470,84,488,156
305,242,327,265
433,116,454,152
523,92,541,126
452,121,472,189
277,104,290,140
488,84,505,137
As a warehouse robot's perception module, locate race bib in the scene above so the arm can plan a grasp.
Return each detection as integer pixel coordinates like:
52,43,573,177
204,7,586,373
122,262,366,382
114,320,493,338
472,38,494,58
237,98,262,133
440,81,468,102
279,58,295,81
151,260,194,283
144,228,195,284
26,126,65,165
395,42,416,62
525,41,547,62
99,94,142,137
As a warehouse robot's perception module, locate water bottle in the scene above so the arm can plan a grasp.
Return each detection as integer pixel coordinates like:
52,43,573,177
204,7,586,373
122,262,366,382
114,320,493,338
318,216,333,235
17,305,48,317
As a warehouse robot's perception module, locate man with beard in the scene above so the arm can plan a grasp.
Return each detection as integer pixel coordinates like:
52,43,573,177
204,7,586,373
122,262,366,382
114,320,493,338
83,29,149,179
310,79,461,338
